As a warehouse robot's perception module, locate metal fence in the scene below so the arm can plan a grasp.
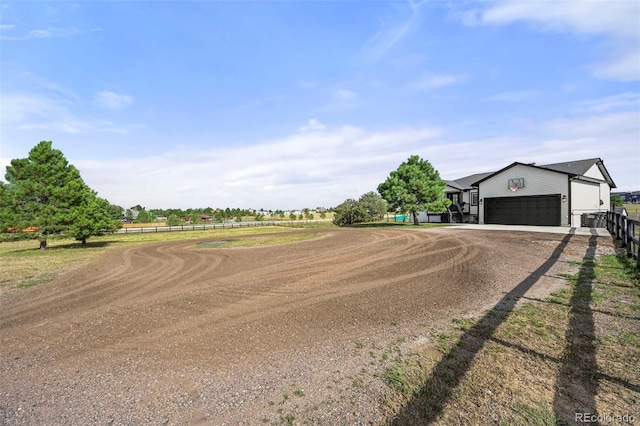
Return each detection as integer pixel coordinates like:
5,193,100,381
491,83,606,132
607,211,640,268
116,220,331,234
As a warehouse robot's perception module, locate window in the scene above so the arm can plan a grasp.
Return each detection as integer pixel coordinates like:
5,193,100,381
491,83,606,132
471,192,479,206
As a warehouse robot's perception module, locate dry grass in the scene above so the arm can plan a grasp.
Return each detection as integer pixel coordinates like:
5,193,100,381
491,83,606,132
624,204,640,221
381,253,640,424
0,226,304,291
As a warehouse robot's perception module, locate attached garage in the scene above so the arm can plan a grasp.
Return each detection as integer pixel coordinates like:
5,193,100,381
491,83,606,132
472,159,616,227
484,194,561,226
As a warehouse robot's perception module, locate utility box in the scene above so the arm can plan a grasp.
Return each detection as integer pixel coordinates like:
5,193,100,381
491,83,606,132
581,212,606,228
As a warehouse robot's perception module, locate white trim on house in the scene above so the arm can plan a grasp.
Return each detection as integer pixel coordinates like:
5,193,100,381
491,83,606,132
476,163,570,225
445,172,493,223
414,158,615,226
470,158,615,227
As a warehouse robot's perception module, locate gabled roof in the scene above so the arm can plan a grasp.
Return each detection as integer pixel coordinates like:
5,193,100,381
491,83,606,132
447,171,494,191
540,158,616,188
445,180,464,190
471,158,616,188
538,158,599,175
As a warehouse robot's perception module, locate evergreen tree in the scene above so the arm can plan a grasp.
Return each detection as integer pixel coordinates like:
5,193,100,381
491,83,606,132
332,199,367,226
167,214,181,226
106,203,124,222
358,191,388,221
135,209,153,223
378,155,450,225
1,141,116,248
68,194,120,244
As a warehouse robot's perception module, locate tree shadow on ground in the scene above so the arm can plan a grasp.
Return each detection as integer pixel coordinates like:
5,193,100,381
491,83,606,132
49,240,117,249
552,233,599,424
4,240,117,253
390,231,578,425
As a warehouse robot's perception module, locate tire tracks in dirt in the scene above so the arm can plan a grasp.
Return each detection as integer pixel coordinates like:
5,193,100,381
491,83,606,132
1,227,598,425
2,228,484,367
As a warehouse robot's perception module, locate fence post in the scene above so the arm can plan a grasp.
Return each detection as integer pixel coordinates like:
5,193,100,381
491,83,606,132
636,222,640,267
619,214,623,240
636,225,640,268
626,219,632,258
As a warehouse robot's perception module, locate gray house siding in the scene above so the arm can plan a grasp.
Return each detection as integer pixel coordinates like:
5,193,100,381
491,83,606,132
478,164,570,226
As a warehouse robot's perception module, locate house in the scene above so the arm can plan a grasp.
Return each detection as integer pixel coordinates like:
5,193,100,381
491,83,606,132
612,191,640,204
470,158,616,227
445,172,494,223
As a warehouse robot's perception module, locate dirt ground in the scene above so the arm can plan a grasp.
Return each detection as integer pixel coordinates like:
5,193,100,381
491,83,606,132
0,227,611,425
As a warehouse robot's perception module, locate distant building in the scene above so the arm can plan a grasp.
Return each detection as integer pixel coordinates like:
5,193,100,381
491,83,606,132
612,191,640,204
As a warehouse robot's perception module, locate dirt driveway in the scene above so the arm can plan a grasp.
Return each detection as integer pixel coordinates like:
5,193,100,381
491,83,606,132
0,227,611,424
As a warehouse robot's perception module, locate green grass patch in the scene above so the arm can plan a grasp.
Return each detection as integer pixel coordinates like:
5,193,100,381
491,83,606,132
384,359,414,395
452,317,476,331
0,227,312,290
507,401,557,426
613,330,640,347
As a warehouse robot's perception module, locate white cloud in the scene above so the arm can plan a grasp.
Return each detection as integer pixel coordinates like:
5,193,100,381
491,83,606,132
335,89,357,100
298,119,326,132
479,1,638,38
573,92,640,113
76,123,443,210
0,26,83,41
411,72,467,90
469,0,640,82
358,1,424,61
589,49,640,82
1,92,134,134
484,89,538,102
316,88,361,112
52,105,640,210
28,29,51,38
93,91,134,110
21,71,80,101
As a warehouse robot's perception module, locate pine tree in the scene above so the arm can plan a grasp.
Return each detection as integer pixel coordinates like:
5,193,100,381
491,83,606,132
378,155,451,225
1,141,119,248
68,194,120,244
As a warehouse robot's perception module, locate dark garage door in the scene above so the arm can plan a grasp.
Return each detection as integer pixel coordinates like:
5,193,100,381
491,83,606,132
484,195,561,226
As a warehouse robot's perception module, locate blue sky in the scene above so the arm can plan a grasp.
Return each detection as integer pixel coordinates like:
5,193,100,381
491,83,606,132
1,1,638,210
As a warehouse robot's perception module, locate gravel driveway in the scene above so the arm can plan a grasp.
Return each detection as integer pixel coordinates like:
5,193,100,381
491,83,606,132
0,227,613,425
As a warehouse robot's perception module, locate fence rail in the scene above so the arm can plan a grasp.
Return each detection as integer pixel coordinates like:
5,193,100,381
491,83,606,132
116,220,331,234
606,211,640,268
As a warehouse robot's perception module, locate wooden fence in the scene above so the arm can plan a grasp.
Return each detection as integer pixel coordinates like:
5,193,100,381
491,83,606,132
607,211,640,267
